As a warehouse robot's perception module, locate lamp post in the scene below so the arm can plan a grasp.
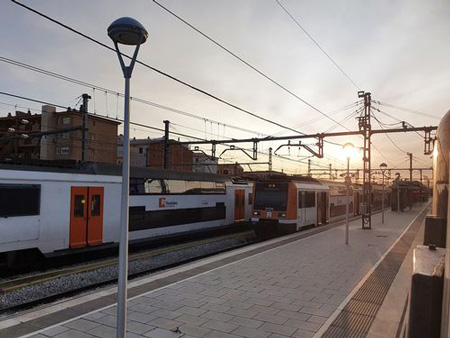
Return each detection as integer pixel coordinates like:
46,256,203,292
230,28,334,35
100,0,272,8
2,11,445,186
380,163,387,224
395,172,401,214
108,17,148,338
342,142,355,245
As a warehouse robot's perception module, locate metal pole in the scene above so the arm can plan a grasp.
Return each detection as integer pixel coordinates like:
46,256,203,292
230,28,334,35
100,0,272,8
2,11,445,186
268,147,272,171
81,93,91,162
397,179,401,214
308,159,311,176
345,157,350,245
117,76,131,338
163,120,170,169
408,152,413,181
381,172,385,224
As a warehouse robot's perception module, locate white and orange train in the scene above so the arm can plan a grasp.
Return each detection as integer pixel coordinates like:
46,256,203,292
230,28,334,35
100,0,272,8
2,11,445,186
0,162,252,266
250,176,387,233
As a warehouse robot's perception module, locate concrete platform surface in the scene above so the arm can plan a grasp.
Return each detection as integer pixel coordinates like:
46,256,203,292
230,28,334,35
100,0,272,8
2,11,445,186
0,204,428,338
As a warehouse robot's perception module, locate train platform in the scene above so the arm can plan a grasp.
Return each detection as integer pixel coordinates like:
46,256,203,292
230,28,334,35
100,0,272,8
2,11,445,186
0,204,429,338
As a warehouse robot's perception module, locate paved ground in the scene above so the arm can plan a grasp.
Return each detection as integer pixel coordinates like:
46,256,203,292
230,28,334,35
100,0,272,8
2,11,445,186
2,204,428,338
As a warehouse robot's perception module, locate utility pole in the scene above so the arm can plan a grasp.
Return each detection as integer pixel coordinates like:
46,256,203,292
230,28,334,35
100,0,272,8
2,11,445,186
407,152,413,181
308,159,311,176
163,120,170,169
358,91,372,229
80,93,91,162
268,147,272,171
329,163,332,180
420,169,423,183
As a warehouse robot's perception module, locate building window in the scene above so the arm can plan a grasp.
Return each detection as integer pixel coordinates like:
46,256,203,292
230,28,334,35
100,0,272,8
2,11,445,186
60,147,70,155
90,133,95,140
139,147,143,154
56,148,60,155
62,117,70,124
223,169,229,174
62,132,70,139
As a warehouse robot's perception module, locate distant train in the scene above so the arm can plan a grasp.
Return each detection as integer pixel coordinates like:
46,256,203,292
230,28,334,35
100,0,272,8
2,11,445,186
250,176,388,233
0,162,252,266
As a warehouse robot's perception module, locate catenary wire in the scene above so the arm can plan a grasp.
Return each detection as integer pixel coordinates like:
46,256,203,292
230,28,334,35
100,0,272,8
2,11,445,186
10,1,322,139
274,0,360,90
153,0,354,135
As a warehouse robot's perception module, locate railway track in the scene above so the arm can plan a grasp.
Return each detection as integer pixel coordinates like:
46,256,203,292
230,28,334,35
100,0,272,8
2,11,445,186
0,230,256,312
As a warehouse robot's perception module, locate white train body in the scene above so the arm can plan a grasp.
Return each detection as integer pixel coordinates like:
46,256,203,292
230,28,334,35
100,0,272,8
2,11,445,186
0,163,252,260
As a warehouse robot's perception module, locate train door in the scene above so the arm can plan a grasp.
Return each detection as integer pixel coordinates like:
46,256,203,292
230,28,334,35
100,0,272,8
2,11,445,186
304,191,316,226
298,191,305,227
70,187,104,248
234,189,245,222
87,187,104,245
317,192,327,225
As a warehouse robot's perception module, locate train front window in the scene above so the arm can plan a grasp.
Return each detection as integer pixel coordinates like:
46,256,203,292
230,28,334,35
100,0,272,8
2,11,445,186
254,183,288,211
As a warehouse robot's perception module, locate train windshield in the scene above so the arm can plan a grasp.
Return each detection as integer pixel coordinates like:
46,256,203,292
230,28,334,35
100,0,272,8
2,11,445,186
254,182,288,211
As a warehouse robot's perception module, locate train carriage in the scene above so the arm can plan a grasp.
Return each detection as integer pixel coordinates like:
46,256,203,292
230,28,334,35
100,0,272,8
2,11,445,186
251,177,329,233
0,162,252,265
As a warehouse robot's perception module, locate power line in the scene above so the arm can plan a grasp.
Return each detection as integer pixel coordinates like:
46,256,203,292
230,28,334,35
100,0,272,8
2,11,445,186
153,0,353,134
0,91,206,142
0,55,270,137
372,100,440,120
274,0,360,90
371,110,411,156
10,1,351,166
10,1,320,139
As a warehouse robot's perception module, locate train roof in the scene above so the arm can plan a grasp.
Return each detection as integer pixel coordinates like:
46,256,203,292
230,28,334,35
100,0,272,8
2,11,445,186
0,160,236,183
254,174,324,184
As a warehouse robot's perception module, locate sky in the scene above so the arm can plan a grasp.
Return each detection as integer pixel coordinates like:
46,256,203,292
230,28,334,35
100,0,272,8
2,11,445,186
0,0,449,178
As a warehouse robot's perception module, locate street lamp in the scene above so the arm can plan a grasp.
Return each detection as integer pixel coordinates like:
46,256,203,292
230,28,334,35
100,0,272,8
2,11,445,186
342,142,355,245
380,163,387,224
108,17,148,338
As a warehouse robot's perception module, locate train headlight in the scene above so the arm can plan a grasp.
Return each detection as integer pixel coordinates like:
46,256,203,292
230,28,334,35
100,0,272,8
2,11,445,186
278,212,287,218
253,211,260,216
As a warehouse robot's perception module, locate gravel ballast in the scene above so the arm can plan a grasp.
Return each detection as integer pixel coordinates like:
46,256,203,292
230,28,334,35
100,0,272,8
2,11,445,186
0,235,253,312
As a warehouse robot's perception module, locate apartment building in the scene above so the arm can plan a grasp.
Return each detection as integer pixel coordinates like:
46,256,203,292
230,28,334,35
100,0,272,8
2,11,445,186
0,105,119,163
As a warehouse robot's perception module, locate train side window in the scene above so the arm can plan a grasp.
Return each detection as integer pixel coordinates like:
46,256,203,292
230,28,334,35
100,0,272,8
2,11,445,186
74,195,85,217
298,191,304,208
145,179,164,194
91,195,101,216
167,180,186,193
130,178,145,194
305,192,315,208
248,192,253,205
186,181,202,193
0,184,40,217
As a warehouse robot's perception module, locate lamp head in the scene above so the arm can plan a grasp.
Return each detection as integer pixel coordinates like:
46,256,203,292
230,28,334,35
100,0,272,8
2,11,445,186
342,142,355,159
108,17,148,45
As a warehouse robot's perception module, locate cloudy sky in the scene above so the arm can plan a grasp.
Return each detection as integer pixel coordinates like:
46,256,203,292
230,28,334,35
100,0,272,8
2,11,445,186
0,0,448,177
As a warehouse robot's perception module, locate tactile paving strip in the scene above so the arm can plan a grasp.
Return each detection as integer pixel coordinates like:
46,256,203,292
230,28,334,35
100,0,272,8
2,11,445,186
322,208,428,338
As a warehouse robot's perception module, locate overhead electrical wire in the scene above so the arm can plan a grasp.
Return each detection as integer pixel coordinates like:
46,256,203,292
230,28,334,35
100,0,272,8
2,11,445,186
0,56,270,138
3,4,347,167
0,91,322,169
152,0,353,136
10,1,322,140
372,99,440,121
274,0,360,90
0,91,206,142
